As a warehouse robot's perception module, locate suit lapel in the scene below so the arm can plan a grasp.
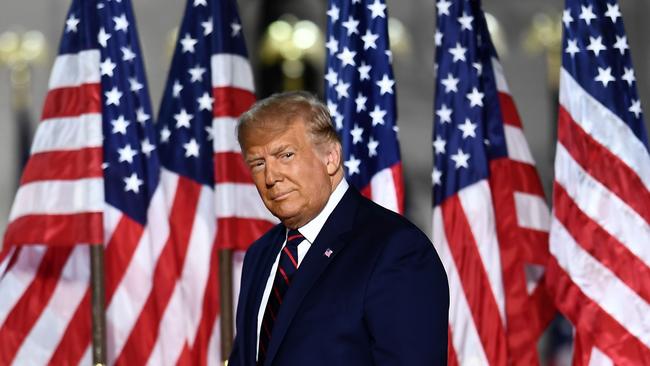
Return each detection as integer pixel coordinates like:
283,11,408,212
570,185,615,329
264,188,361,365
243,226,286,366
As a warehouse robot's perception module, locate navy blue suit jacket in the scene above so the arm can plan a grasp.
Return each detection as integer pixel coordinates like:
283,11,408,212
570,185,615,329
229,187,449,366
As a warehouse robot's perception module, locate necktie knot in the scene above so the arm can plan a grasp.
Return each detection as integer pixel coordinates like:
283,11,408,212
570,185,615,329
286,229,304,250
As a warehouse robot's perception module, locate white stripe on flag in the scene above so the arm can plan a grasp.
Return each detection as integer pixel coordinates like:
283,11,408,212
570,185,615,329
504,125,536,165
555,144,650,266
369,166,399,213
211,54,254,92
106,184,169,362
207,317,222,366
214,183,278,222
514,191,550,232
491,58,510,94
0,246,47,326
549,217,650,348
0,246,15,277
559,68,650,188
432,207,489,366
589,346,614,366
12,246,89,365
49,50,101,89
78,346,91,366
31,115,103,154
212,117,241,153
458,181,506,322
9,178,104,220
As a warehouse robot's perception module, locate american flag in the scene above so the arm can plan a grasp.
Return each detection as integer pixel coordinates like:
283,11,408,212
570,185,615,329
154,0,275,364
325,0,404,213
546,0,650,364
0,0,162,364
432,0,555,364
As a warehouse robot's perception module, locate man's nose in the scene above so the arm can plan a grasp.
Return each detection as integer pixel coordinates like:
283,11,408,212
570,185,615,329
264,160,282,186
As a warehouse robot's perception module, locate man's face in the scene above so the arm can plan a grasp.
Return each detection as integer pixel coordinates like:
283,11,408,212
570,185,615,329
243,119,335,229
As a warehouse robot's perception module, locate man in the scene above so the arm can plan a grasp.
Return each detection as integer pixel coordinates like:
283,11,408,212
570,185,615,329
229,91,449,366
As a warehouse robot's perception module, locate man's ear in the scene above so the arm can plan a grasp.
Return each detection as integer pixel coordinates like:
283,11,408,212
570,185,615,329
324,142,342,176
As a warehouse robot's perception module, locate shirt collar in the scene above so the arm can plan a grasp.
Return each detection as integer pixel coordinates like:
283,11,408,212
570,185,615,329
296,179,349,244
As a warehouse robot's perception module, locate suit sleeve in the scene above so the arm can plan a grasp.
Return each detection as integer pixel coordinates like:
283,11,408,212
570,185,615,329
363,227,449,365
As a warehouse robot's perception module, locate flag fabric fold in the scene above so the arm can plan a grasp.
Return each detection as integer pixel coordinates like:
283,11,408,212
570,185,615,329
0,0,162,364
547,0,650,364
325,0,404,213
432,0,554,364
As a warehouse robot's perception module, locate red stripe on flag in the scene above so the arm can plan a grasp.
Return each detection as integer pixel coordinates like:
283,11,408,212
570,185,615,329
489,159,550,364
546,256,650,365
41,84,102,120
214,152,253,183
114,176,201,365
441,195,508,366
48,286,91,365
0,246,74,365
104,215,145,301
20,148,103,184
554,182,650,304
212,87,255,118
447,326,459,366
497,92,523,128
558,106,650,223
390,162,405,214
215,217,275,250
4,213,103,247
190,239,220,365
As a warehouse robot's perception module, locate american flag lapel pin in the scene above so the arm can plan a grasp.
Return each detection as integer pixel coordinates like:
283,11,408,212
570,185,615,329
324,248,333,258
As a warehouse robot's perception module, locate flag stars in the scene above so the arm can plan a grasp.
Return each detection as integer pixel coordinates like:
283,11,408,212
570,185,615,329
458,12,474,31
433,136,446,154
629,99,642,118
436,0,452,16
326,36,338,55
327,4,340,23
335,79,350,99
466,87,484,107
136,107,150,124
376,74,395,95
344,155,361,175
450,149,470,169
121,46,136,62
111,115,130,135
172,80,183,97
472,62,483,76
123,173,143,193
65,14,80,33
141,138,155,157
197,92,214,111
98,27,111,47
579,5,597,26
181,33,198,53
367,137,379,157
231,22,242,37
622,67,635,86
369,105,387,126
432,168,442,186
613,35,628,55
367,0,386,19
337,47,356,67
595,67,615,87
188,65,206,82
436,104,452,124
350,124,364,144
117,144,137,163
100,58,116,77
342,16,360,36
160,126,171,143
434,29,443,46
174,109,193,129
325,68,338,86
355,93,367,113
449,42,467,62
441,73,459,93
129,77,144,92
361,30,379,50
183,138,200,157
113,14,129,32
358,62,372,80
201,18,213,36
565,39,580,57
586,36,606,57
562,9,573,28
105,87,122,106
605,3,621,23
458,118,477,138
193,0,207,6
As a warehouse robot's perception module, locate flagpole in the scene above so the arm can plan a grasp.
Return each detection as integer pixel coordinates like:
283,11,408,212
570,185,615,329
219,248,234,362
90,244,107,365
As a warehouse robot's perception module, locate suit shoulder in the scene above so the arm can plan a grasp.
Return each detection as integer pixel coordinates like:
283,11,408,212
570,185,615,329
356,195,428,242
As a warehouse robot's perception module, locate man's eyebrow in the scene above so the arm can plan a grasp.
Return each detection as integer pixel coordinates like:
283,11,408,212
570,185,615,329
269,144,292,155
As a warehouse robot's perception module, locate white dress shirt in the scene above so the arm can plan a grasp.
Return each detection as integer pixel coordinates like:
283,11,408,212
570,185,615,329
256,179,349,359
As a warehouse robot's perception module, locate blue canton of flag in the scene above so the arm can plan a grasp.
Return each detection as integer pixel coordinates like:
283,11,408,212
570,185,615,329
325,0,404,213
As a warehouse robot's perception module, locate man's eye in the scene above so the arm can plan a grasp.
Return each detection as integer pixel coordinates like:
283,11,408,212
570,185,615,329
282,152,294,159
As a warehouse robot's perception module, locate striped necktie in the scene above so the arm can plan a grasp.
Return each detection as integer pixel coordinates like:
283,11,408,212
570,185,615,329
258,229,304,364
